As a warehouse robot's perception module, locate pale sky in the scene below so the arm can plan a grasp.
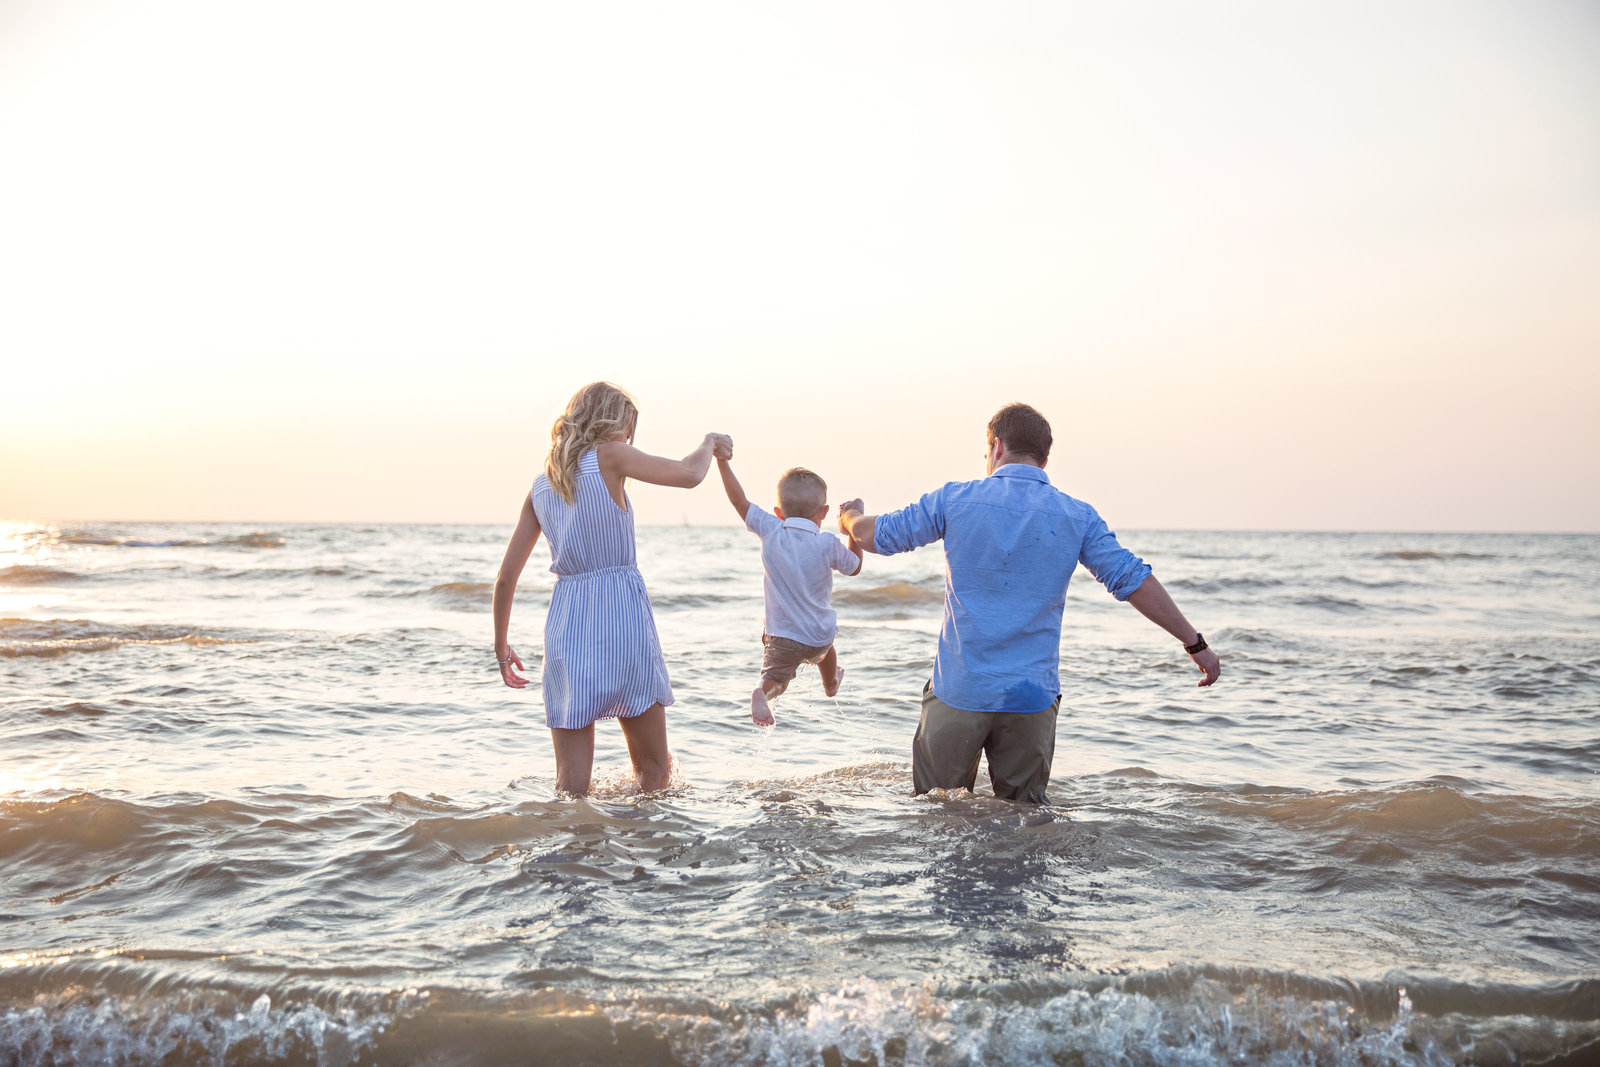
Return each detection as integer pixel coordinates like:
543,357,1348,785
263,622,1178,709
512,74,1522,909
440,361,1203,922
2,0,1597,530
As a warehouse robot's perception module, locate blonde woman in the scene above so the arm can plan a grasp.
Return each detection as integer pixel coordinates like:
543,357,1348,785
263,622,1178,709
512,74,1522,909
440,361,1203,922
493,382,731,795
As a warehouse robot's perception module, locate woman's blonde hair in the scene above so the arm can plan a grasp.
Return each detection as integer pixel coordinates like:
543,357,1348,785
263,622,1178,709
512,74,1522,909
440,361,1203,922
545,382,639,503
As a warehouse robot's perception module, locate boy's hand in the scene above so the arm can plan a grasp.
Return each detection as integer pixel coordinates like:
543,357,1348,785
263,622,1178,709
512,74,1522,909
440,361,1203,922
708,434,734,461
837,498,864,532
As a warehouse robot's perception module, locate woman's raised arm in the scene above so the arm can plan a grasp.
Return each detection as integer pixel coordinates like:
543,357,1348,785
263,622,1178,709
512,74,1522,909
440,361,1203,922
598,433,731,492
492,495,542,688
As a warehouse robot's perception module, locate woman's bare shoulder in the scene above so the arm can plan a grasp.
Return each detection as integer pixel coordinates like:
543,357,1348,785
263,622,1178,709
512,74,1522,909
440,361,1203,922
595,439,636,471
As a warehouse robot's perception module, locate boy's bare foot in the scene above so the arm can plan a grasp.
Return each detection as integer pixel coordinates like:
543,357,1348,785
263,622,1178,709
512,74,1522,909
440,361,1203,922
823,667,844,698
751,687,775,726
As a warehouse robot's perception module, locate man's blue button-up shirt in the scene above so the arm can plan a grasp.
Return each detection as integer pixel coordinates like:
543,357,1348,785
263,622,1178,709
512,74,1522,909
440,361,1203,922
872,464,1152,714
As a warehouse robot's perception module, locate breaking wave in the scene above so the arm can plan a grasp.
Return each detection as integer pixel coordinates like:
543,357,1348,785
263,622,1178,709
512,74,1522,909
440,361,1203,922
0,618,252,658
0,565,87,586
834,582,945,607
1,970,1595,1067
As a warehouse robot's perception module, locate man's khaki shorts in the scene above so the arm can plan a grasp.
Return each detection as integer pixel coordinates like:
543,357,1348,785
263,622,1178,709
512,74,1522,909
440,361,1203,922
761,634,833,684
911,683,1060,804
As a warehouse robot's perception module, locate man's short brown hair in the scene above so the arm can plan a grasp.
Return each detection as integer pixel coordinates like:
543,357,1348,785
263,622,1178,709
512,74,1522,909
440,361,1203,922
777,467,827,516
987,403,1052,463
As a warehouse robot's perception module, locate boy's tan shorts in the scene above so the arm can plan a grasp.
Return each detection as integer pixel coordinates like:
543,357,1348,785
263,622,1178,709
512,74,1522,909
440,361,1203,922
761,634,833,684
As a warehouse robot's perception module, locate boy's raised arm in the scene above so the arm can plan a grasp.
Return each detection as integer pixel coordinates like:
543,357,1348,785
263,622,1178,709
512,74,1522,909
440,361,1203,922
716,456,752,521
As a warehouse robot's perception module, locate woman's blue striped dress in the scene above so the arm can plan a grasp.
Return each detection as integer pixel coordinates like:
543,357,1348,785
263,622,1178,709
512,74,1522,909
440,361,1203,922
529,449,674,729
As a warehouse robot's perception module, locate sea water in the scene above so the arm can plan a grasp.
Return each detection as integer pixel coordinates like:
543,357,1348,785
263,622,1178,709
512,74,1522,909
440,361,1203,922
1,522,1597,1065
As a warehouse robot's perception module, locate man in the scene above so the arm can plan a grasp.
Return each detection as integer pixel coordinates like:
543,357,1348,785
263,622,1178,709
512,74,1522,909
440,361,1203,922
838,403,1221,804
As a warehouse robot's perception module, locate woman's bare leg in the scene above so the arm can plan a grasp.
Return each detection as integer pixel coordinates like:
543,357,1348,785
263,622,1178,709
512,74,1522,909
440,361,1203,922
550,725,596,796
618,703,672,793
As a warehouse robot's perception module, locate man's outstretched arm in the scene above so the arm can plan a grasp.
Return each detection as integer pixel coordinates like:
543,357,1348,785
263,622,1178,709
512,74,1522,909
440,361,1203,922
1126,575,1221,687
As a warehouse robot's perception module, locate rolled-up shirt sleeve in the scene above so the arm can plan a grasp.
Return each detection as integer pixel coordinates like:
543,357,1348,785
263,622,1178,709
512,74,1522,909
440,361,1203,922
871,486,948,556
1078,509,1152,601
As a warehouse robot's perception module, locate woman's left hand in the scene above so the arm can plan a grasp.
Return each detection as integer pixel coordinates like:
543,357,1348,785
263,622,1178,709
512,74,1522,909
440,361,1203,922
498,645,528,688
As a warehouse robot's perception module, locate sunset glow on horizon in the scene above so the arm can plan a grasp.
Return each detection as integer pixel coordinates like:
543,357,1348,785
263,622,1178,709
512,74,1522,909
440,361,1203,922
2,1,1597,531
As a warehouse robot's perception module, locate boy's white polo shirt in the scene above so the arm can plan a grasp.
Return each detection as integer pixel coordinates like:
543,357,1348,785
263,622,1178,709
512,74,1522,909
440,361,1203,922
744,504,861,648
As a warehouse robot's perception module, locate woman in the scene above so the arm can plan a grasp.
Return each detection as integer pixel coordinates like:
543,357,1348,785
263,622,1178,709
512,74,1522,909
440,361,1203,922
493,381,729,795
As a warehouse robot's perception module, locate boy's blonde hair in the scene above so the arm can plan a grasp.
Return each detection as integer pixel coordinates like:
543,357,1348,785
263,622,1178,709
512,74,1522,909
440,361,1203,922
777,467,827,517
545,382,639,503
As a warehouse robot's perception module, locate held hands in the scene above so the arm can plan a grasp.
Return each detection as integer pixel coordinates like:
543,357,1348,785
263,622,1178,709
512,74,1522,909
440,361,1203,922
1189,646,1221,687
497,645,528,689
837,498,864,534
707,433,734,461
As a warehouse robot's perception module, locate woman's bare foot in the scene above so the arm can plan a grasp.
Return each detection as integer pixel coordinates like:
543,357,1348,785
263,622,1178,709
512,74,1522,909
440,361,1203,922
823,666,844,697
751,686,775,726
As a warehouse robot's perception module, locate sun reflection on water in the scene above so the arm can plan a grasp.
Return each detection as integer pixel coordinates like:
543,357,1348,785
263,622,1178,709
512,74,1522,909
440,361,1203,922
0,759,74,796
0,519,59,565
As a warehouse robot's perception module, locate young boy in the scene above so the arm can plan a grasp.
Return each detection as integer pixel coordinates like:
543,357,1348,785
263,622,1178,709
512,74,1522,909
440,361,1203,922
716,452,862,725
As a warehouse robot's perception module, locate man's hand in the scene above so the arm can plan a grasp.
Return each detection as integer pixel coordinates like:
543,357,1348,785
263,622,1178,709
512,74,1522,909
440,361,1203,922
837,498,878,554
1190,646,1221,687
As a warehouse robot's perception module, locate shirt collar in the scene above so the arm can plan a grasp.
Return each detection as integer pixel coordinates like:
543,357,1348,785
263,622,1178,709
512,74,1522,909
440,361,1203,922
781,516,821,533
991,463,1050,483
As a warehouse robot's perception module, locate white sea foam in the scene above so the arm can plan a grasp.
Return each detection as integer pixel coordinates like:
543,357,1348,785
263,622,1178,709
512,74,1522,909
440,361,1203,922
0,988,421,1067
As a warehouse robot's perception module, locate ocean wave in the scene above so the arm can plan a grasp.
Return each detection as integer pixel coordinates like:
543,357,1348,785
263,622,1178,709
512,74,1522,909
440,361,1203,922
611,973,1600,1067
1376,550,1498,561
0,618,253,659
0,981,411,1067
184,564,380,583
834,582,944,607
650,591,751,610
418,581,493,611
217,533,287,548
1165,577,1286,594
57,535,208,548
1159,779,1600,866
0,565,88,586
3,969,1594,1067
1333,575,1413,590
1209,626,1309,650
52,532,284,549
1294,594,1367,612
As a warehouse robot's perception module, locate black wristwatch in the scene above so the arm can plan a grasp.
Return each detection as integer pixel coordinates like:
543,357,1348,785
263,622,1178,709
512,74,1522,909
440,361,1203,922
1184,633,1208,655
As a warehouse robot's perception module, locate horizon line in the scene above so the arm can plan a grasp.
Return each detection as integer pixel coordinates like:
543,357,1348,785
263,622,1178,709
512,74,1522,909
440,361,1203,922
5,517,1598,537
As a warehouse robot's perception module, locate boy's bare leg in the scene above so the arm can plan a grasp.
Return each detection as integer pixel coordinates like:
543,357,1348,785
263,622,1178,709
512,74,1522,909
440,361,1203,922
820,645,843,697
752,678,786,725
